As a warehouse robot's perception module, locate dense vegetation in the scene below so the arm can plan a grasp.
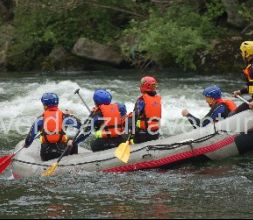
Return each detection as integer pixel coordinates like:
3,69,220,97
0,0,253,73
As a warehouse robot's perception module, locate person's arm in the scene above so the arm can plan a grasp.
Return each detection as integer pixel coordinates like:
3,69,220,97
73,111,102,145
125,98,145,131
117,103,127,117
73,128,92,145
25,117,43,147
73,119,93,145
185,104,227,128
234,68,252,95
240,87,249,95
186,113,201,129
241,66,253,94
201,104,227,127
134,99,145,124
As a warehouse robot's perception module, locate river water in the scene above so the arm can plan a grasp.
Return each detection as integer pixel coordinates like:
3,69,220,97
1,70,253,218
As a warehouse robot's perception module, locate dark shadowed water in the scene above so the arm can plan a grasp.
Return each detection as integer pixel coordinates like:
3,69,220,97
0,70,253,219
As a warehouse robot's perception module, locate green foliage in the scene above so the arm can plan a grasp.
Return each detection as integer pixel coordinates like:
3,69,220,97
239,2,253,23
205,0,225,21
8,0,143,70
122,4,221,70
3,0,248,72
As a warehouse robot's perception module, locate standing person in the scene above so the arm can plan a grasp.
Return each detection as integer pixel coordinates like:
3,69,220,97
130,76,162,144
74,89,127,152
24,93,82,161
232,41,253,114
182,85,236,128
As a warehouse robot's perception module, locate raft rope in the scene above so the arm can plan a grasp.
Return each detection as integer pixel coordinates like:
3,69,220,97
13,129,232,168
146,132,218,151
146,123,230,151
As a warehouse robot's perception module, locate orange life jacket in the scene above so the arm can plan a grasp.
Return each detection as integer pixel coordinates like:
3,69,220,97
216,99,237,112
243,64,253,94
138,94,162,132
98,104,124,138
41,107,67,144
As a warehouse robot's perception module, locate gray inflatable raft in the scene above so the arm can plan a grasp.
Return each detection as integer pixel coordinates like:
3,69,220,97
11,110,253,178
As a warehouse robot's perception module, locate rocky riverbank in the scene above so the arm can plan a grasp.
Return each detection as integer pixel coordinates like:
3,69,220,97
0,0,252,74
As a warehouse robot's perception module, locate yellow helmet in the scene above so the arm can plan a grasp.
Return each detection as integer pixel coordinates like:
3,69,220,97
240,41,253,61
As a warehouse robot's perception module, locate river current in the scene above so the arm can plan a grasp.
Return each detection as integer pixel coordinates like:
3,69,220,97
0,70,253,218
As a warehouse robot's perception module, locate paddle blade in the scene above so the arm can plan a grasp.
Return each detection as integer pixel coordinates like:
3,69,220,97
42,162,58,177
0,155,13,174
114,142,131,163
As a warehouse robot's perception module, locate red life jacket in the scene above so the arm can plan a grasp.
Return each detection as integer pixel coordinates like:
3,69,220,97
243,64,253,94
41,107,67,144
138,94,162,132
98,104,124,138
216,99,237,112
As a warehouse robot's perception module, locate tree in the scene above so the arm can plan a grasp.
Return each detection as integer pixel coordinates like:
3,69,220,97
221,0,247,28
0,0,15,21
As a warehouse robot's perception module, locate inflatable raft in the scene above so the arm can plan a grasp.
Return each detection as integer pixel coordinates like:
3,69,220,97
12,110,253,178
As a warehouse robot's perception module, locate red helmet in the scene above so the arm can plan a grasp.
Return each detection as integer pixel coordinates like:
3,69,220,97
140,76,158,93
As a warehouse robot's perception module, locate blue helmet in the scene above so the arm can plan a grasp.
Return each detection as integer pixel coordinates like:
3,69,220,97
41,93,59,107
93,89,112,105
203,85,222,99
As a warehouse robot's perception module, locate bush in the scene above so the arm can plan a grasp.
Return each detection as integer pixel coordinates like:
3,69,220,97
8,0,139,70
239,2,253,23
122,3,224,70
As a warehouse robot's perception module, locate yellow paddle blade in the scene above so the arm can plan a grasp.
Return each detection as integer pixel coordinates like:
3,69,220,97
42,162,58,177
114,142,131,163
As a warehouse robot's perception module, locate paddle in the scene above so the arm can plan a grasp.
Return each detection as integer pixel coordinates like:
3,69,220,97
43,90,93,176
114,109,137,164
74,88,91,113
42,111,94,177
0,146,25,174
115,65,153,163
236,95,250,105
41,144,71,177
114,133,132,163
0,132,42,175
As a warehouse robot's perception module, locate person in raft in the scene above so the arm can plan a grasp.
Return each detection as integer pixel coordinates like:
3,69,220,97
72,89,127,152
24,93,82,161
231,41,253,114
182,85,237,128
128,76,162,144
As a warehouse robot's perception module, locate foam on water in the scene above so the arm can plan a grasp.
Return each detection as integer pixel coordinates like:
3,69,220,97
0,81,96,135
0,76,244,136
0,81,93,119
0,87,4,94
